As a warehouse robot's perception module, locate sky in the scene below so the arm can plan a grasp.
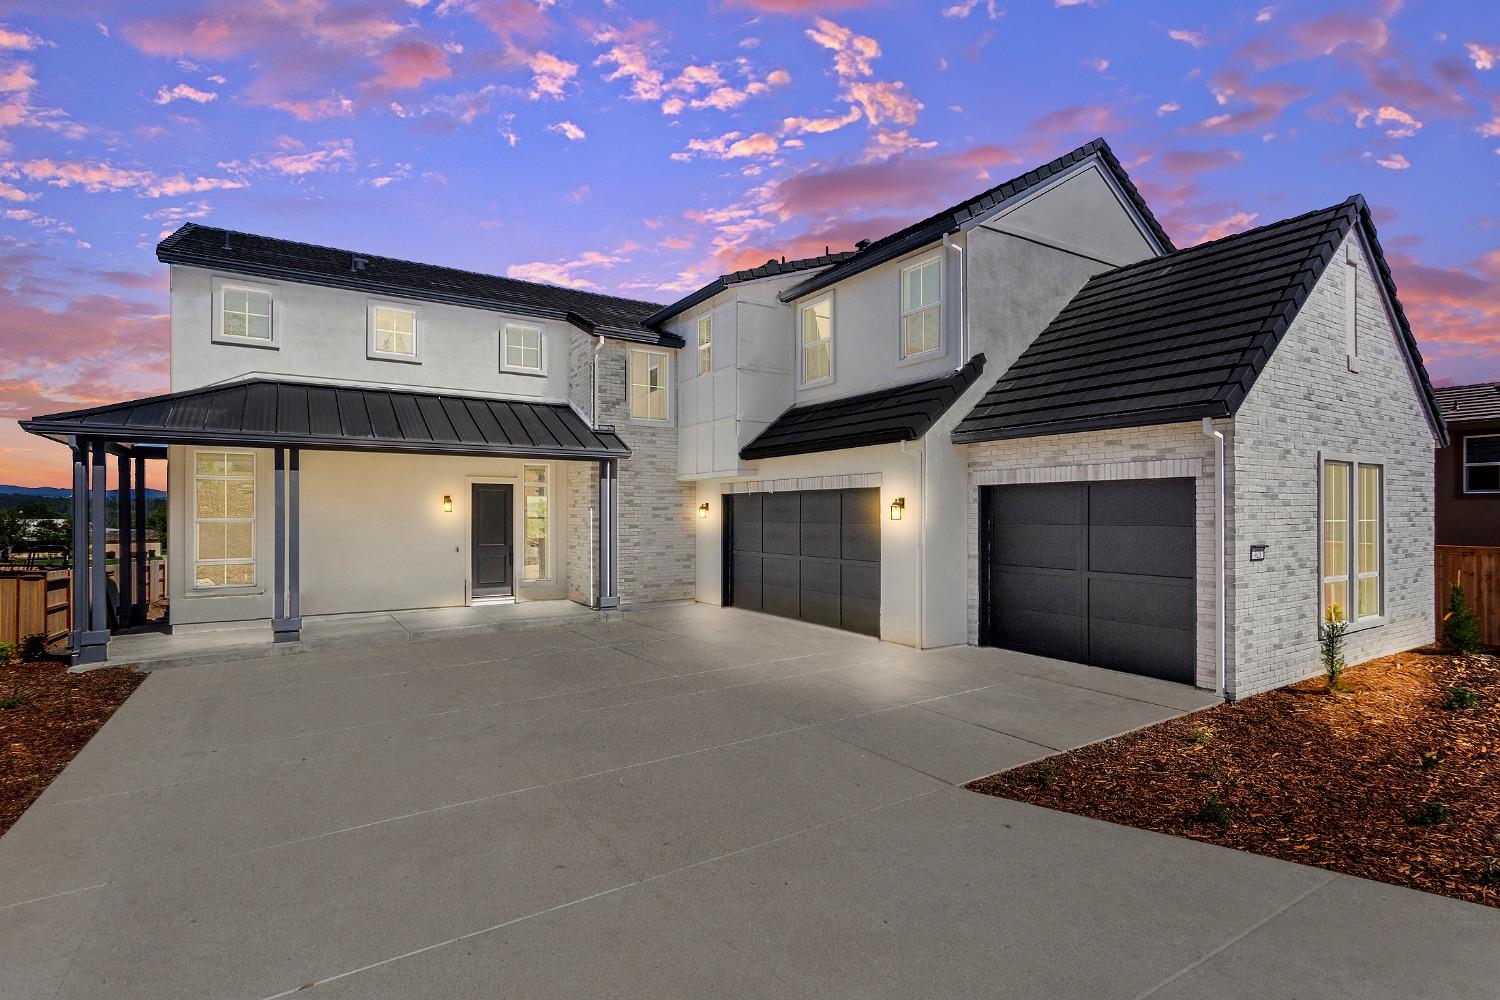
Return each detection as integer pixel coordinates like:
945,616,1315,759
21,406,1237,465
0,0,1495,488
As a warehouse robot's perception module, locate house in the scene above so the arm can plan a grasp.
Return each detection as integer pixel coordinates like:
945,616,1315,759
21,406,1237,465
21,137,1447,699
1433,382,1500,547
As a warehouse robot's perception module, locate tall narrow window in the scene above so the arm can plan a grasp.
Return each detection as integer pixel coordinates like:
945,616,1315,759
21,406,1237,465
628,348,670,421
1463,435,1500,494
697,315,713,376
801,297,832,385
370,304,417,360
1321,458,1384,623
900,257,942,359
194,451,255,589
222,286,272,342
1321,461,1350,620
1357,465,1382,618
502,324,543,373
523,465,549,582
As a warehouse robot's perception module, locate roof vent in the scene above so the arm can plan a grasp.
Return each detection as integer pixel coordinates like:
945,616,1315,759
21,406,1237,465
221,231,232,251
351,255,368,273
855,239,871,251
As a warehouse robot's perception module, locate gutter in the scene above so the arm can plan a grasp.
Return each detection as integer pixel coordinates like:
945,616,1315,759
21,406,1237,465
1202,417,1227,699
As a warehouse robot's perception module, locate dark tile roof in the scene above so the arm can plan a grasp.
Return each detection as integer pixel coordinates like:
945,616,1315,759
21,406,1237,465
644,251,859,326
741,354,986,461
157,223,681,348
22,378,629,460
953,196,1448,446
776,138,1174,304
1435,382,1500,423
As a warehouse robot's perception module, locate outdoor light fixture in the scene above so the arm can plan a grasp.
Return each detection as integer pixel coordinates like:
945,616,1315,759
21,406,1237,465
889,497,905,521
442,495,453,513
698,502,710,519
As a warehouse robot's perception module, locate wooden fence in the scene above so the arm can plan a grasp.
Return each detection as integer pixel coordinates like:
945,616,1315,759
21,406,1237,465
1435,545,1500,649
0,561,167,647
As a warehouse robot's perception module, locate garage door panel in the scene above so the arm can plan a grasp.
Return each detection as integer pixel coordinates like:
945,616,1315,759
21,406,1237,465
841,489,881,524
841,523,880,563
992,567,1079,616
800,491,842,522
762,520,798,556
841,561,880,602
1089,577,1194,630
732,554,763,611
1089,525,1194,578
800,522,841,559
1089,619,1195,683
731,494,762,552
994,523,1081,571
841,596,880,636
990,482,1085,524
798,559,840,596
993,608,1085,661
1089,479,1195,526
799,588,842,629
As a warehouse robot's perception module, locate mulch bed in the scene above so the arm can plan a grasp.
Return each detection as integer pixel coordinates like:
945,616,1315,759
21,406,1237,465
968,647,1500,907
0,656,146,837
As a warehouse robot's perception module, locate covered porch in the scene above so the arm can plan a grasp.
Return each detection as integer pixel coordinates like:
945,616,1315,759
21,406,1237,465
21,378,629,666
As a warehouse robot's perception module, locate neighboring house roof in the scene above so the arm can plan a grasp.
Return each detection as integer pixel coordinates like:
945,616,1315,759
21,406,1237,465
1435,382,1500,423
741,355,986,461
157,223,682,348
775,138,1174,305
21,378,630,460
953,196,1449,447
644,251,859,326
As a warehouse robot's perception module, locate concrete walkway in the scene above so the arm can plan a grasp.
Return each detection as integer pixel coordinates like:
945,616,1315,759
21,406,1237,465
2,604,1494,999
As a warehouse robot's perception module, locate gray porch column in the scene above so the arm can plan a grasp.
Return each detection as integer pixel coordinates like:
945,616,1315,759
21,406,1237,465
79,440,109,664
133,454,148,624
596,459,619,610
116,450,133,627
272,446,301,642
69,441,88,663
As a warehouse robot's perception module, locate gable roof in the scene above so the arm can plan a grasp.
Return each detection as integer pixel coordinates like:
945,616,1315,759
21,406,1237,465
1435,382,1500,424
741,354,986,461
952,195,1448,447
774,137,1174,305
644,251,857,326
157,223,682,348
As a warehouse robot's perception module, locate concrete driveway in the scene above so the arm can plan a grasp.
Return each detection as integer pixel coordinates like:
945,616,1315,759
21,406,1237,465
2,604,1495,999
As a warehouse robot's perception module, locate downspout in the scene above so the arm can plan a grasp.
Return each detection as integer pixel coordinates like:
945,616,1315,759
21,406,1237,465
1202,417,1226,698
588,334,605,607
900,438,925,649
943,232,966,368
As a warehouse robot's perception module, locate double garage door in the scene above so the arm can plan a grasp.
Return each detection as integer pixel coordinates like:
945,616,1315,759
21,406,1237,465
980,479,1196,684
726,489,880,636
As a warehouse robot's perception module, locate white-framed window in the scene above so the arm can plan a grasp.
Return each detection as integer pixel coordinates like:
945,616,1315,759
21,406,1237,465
800,297,833,386
899,256,942,360
368,302,419,362
696,314,713,376
213,277,275,348
628,347,671,422
1321,457,1383,623
193,450,256,589
1463,435,1500,494
502,323,544,374
523,464,549,582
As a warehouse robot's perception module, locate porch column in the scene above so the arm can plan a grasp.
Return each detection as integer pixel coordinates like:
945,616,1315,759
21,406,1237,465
116,450,134,627
69,441,88,663
80,439,109,663
596,458,619,609
272,446,301,642
133,453,148,624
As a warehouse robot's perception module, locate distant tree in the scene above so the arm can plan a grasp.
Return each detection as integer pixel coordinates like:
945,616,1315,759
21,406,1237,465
146,499,168,551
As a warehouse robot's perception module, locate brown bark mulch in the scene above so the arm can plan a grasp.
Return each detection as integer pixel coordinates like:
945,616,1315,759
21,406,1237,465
967,647,1500,907
0,657,146,838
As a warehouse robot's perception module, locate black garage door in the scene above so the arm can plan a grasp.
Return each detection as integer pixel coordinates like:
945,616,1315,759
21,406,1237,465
980,479,1196,683
726,489,880,636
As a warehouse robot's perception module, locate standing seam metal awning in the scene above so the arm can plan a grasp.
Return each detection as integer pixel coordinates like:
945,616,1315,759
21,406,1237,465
20,378,630,460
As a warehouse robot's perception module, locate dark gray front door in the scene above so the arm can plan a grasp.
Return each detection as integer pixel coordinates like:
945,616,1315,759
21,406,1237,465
726,489,880,636
472,483,513,596
980,479,1196,684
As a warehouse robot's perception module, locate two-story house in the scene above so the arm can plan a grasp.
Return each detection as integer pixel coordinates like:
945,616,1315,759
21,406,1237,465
1433,382,1500,547
24,137,1447,700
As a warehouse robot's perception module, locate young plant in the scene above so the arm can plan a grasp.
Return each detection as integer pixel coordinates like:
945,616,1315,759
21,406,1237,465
1442,581,1484,655
0,642,14,668
1442,686,1481,711
0,685,29,710
1196,794,1233,827
1479,859,1500,887
1188,723,1216,746
18,632,46,661
1032,760,1058,789
1419,749,1444,771
1411,801,1453,826
1320,604,1348,692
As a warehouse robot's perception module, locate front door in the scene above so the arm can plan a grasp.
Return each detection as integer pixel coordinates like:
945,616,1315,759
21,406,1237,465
472,484,514,596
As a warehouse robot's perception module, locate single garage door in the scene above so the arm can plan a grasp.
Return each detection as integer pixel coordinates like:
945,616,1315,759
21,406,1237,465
727,489,880,636
980,479,1196,684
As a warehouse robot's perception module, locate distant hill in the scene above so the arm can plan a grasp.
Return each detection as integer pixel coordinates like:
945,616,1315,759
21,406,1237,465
0,487,167,515
0,485,167,500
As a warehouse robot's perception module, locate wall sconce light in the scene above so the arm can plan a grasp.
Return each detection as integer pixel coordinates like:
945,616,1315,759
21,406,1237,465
442,495,454,513
889,497,905,521
698,502,710,519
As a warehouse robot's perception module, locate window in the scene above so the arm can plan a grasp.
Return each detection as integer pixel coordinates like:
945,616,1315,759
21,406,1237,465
1321,458,1383,623
523,465,549,582
216,282,274,345
1463,435,1500,494
800,297,832,385
900,257,942,359
502,324,543,374
628,348,670,422
193,451,255,589
696,315,713,376
369,304,418,361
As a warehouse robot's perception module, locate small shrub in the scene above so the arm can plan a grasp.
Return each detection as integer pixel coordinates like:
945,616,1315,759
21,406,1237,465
1419,749,1444,771
1196,795,1233,827
1442,686,1481,711
0,642,13,668
1479,860,1500,887
1187,722,1216,745
1032,761,1059,789
18,632,46,661
0,685,29,710
1411,801,1453,826
1442,582,1484,655
1320,605,1348,691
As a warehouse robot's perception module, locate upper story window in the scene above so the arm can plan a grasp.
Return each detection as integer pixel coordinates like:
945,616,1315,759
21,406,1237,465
1321,457,1383,623
213,277,275,348
801,297,833,386
368,303,419,363
1464,435,1500,494
628,347,670,423
502,323,544,374
900,257,942,360
696,315,713,376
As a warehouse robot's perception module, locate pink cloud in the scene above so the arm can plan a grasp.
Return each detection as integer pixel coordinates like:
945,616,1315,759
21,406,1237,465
1388,248,1500,384
1026,104,1126,137
2,159,247,197
770,144,1023,218
369,41,452,91
528,50,577,100
1158,148,1245,175
1196,71,1310,133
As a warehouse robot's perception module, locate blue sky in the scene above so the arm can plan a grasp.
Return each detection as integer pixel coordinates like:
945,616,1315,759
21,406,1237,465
0,0,1496,485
